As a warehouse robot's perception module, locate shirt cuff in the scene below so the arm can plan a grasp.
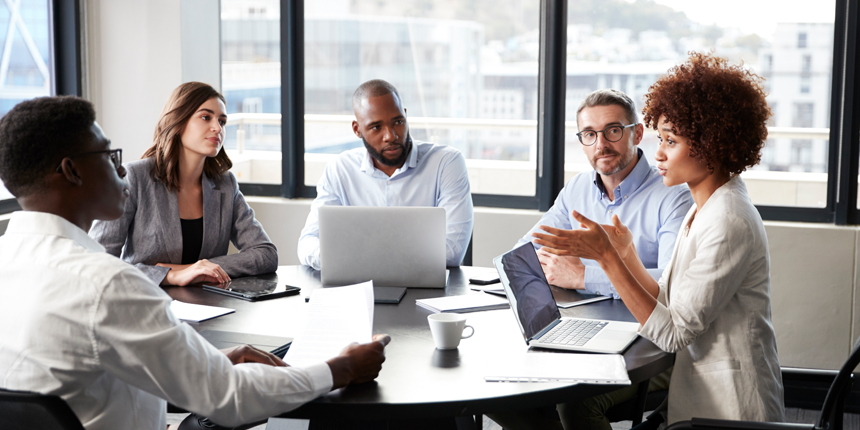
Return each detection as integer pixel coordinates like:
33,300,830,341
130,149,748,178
301,361,334,397
582,266,620,298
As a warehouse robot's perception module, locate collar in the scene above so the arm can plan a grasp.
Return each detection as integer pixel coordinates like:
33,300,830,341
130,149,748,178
591,148,650,199
360,142,419,177
5,211,105,253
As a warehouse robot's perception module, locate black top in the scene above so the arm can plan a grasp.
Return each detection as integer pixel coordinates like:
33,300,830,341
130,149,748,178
180,217,203,265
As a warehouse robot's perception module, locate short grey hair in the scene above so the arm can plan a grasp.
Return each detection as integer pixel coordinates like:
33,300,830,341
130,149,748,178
352,79,401,108
575,89,638,127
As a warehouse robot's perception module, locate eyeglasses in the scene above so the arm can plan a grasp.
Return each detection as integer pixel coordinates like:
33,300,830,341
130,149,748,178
55,148,123,172
576,124,638,146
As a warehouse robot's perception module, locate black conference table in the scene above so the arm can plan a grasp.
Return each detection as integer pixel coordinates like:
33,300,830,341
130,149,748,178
165,266,674,428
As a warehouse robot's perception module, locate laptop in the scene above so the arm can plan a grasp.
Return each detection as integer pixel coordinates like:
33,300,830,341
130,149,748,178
493,244,640,353
318,206,447,288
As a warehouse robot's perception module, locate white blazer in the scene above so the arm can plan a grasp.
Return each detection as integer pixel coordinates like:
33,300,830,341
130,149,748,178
640,176,784,423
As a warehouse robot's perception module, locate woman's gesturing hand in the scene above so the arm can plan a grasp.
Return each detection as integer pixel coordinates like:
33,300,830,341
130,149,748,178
601,214,634,260
531,210,617,263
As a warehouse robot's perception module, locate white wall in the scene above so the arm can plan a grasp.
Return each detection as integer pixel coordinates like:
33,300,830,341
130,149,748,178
83,0,221,161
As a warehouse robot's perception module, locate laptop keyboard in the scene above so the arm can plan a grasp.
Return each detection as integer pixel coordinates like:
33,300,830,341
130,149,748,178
539,319,609,346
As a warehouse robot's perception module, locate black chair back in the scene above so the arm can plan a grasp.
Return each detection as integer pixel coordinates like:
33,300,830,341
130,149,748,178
0,388,84,430
816,336,860,430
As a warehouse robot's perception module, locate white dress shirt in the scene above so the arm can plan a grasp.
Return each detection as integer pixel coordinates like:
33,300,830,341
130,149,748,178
0,211,333,430
298,142,474,269
640,177,784,423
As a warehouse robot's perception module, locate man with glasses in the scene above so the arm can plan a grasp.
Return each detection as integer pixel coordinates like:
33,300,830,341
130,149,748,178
0,96,390,430
491,89,691,430
518,88,692,299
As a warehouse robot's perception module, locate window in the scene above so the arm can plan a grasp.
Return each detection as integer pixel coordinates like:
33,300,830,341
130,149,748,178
216,0,860,224
0,0,56,207
302,1,540,197
563,1,834,208
220,0,281,185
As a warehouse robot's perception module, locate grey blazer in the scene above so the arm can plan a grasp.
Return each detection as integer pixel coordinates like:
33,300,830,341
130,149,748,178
90,158,278,285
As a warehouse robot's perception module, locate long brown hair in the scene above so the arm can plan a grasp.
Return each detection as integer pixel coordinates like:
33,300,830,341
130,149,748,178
142,82,232,191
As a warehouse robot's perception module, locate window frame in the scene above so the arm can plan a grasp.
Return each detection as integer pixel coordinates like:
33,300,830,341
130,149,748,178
230,0,860,225
0,0,81,214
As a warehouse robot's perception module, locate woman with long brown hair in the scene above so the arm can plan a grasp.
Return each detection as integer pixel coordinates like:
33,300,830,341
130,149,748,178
90,82,277,286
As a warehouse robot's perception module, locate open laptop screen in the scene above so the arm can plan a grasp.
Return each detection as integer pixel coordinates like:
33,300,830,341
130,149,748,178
498,244,562,340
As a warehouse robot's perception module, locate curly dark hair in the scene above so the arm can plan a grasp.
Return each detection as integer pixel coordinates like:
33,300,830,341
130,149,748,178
0,96,95,197
642,52,772,175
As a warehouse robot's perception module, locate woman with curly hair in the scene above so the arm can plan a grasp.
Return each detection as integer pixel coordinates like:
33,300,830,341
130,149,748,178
533,52,785,424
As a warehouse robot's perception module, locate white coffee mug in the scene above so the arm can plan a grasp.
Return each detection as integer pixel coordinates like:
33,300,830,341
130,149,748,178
428,313,475,350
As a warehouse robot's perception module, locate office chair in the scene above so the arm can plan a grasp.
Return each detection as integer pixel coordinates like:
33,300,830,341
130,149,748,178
664,335,860,430
0,388,85,430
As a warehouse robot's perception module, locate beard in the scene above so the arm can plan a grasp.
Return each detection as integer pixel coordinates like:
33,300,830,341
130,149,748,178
590,143,636,175
362,133,412,167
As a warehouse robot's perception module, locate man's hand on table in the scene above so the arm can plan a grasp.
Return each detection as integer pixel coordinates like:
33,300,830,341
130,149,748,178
327,334,391,389
221,345,286,367
537,247,585,290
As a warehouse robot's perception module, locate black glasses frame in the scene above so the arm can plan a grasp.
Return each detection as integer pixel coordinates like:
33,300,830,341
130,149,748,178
55,148,122,172
576,123,638,146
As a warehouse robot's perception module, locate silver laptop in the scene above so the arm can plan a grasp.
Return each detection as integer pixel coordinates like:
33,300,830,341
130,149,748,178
493,244,640,353
319,206,447,288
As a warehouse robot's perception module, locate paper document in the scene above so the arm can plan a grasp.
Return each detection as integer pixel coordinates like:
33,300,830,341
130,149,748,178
416,293,509,313
485,353,630,384
284,281,374,367
169,300,235,322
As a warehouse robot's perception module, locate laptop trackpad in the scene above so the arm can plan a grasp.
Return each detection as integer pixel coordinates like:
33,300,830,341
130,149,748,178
593,329,637,344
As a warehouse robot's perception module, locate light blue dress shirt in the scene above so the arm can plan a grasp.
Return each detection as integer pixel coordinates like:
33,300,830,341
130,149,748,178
298,142,474,270
517,149,693,298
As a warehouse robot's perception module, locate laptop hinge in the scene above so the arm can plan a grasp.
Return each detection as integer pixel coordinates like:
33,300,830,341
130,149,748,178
529,319,561,343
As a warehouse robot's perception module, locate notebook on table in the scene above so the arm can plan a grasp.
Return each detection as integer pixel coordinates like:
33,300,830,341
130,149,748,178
319,206,447,289
493,244,640,354
416,293,509,313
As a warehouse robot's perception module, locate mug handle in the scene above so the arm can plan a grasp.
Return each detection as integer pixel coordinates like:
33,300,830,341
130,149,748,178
461,325,475,339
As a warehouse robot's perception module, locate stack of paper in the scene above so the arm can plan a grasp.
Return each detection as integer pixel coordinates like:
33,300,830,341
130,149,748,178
485,353,630,384
416,293,509,313
169,300,234,322
284,281,374,367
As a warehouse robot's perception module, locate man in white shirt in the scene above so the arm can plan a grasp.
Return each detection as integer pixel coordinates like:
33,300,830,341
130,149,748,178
298,79,474,269
0,96,390,430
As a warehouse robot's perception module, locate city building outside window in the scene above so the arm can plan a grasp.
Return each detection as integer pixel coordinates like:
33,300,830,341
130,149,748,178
563,3,833,208
219,0,840,211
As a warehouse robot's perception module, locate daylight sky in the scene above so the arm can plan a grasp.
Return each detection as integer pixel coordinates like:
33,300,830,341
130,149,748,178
649,0,837,36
